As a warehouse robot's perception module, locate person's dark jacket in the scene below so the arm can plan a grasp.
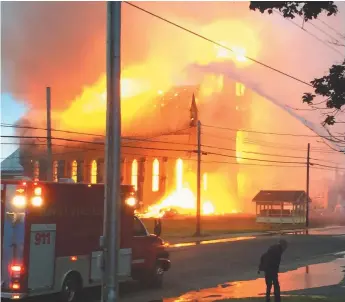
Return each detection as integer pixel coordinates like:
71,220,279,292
258,244,283,275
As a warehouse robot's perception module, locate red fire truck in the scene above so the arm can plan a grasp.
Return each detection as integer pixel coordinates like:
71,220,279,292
1,179,170,301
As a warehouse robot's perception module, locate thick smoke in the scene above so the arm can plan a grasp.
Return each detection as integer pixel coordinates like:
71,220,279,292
4,1,343,113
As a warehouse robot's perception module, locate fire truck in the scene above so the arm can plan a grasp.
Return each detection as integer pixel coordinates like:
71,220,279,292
1,179,170,301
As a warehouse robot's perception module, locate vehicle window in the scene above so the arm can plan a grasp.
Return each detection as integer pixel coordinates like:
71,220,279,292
133,217,148,237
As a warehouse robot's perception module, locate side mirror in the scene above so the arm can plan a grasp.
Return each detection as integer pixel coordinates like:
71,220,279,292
153,219,162,237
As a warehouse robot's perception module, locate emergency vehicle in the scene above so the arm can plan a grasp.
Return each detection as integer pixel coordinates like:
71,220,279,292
1,179,170,301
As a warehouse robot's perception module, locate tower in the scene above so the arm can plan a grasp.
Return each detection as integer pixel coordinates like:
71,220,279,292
189,93,198,127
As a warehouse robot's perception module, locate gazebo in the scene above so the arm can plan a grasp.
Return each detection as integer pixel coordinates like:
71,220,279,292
252,190,311,224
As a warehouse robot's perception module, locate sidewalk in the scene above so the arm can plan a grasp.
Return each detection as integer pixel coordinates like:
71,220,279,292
163,228,309,247
161,225,345,251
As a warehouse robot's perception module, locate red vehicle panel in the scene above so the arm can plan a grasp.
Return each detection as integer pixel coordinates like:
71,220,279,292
1,180,170,301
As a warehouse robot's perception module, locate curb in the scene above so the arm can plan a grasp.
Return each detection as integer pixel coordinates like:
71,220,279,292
164,228,312,251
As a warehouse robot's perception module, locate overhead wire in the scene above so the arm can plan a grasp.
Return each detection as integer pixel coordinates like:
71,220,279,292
0,135,196,154
205,151,306,165
274,9,343,57
0,142,308,169
202,124,345,139
311,162,345,170
317,18,345,39
201,130,343,155
0,124,196,146
125,1,312,87
2,135,313,165
201,143,345,166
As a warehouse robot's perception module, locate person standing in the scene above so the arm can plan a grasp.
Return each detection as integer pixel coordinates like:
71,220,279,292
258,239,288,302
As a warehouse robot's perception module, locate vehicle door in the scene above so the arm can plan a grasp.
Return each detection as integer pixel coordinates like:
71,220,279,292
131,216,153,271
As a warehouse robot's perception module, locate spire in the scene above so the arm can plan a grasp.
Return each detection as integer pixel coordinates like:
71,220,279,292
190,93,198,127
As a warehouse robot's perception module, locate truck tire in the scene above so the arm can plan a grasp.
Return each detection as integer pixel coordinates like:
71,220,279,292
147,262,164,289
60,272,82,302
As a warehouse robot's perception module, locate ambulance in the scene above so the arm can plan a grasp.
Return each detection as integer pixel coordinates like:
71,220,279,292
1,179,170,301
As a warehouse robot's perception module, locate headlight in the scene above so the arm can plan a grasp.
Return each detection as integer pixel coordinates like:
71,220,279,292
125,197,137,207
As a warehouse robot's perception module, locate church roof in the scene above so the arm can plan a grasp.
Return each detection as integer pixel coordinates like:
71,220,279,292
1,149,24,172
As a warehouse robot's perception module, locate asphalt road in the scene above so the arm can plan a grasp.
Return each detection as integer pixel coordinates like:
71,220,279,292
119,230,345,302
14,228,345,302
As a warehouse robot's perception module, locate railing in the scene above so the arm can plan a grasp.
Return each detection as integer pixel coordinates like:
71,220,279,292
258,209,305,217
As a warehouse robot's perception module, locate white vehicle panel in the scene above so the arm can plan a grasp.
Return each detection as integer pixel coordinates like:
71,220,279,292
28,224,56,290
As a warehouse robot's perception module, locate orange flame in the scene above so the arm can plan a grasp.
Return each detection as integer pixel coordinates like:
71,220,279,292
138,187,217,218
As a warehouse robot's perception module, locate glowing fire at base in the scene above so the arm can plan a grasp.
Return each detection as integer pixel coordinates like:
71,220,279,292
138,188,217,218
202,201,215,215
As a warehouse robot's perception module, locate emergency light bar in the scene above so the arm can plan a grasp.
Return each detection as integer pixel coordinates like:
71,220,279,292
12,183,43,208
12,196,27,208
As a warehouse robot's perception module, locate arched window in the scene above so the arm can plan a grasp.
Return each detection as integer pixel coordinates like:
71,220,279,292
33,161,40,181
176,158,183,191
235,82,245,97
53,161,58,182
91,160,97,184
152,159,160,192
203,173,208,191
131,159,138,191
71,160,78,183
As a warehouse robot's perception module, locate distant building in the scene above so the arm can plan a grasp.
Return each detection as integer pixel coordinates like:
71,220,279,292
1,149,24,179
19,81,244,209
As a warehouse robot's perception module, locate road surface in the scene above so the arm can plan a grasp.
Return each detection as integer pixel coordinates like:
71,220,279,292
20,227,345,302
117,227,345,302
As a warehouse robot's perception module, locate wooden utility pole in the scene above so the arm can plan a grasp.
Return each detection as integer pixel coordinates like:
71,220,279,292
195,120,201,236
46,87,52,181
306,143,310,228
102,2,122,302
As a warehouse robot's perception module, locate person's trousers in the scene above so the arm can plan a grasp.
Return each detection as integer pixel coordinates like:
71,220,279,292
265,272,281,302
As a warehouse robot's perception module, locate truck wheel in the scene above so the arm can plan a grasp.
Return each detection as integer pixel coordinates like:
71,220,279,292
60,273,82,302
148,262,164,289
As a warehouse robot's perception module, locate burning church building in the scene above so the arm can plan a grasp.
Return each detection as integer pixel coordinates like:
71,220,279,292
17,76,252,216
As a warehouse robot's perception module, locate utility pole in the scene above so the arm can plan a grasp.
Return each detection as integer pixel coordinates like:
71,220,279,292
306,143,310,228
46,87,52,181
195,120,201,237
101,2,122,302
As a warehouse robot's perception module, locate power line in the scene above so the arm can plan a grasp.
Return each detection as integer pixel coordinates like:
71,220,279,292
206,151,306,165
2,136,310,165
0,142,307,169
202,144,306,159
201,143,345,166
1,123,104,138
0,135,195,153
201,131,343,154
311,162,345,170
316,18,345,40
274,9,343,57
125,1,312,87
202,124,345,139
201,128,344,152
202,160,305,168
0,124,196,146
306,19,343,45
4,123,342,154
2,143,304,168
4,140,342,167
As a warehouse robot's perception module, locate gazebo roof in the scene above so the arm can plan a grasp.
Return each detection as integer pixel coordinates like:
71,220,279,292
252,190,311,204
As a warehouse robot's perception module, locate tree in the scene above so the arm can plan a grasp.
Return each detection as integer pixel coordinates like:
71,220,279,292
249,2,345,127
